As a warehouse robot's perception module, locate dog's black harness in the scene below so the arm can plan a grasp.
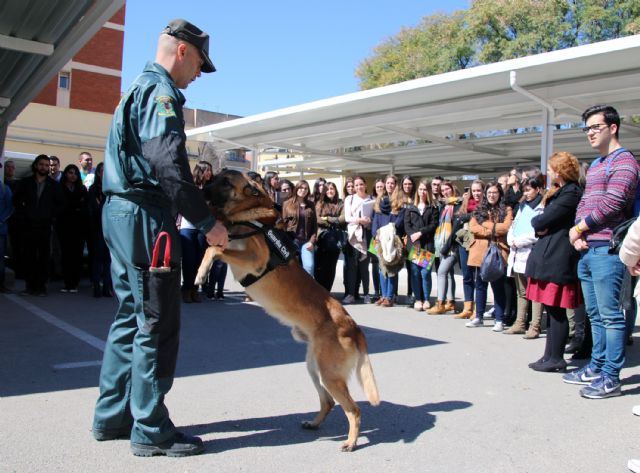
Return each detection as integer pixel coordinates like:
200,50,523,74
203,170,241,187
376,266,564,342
228,220,298,287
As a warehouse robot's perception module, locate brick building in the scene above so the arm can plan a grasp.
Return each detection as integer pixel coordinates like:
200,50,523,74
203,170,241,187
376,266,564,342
32,6,125,114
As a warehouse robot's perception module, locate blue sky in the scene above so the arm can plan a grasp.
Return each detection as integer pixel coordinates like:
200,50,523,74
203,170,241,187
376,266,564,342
122,1,469,117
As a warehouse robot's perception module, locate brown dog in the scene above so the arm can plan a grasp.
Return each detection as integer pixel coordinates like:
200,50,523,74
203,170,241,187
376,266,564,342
195,170,380,451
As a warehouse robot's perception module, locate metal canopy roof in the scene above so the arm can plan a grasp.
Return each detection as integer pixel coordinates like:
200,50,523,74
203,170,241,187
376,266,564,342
188,35,640,177
0,0,124,156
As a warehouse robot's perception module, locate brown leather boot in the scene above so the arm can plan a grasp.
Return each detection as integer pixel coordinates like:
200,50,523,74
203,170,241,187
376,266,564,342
443,300,456,313
454,301,474,319
427,300,446,315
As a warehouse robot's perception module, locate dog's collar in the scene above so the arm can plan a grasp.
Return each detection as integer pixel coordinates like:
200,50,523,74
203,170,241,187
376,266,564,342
227,220,265,241
232,220,298,287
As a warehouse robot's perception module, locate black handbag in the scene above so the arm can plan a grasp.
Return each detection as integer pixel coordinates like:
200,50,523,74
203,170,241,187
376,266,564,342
609,217,637,255
318,225,346,251
480,224,505,282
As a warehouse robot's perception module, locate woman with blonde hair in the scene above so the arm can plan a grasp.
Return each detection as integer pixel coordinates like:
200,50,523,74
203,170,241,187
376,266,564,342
428,180,463,314
404,178,439,310
525,151,583,372
371,174,405,307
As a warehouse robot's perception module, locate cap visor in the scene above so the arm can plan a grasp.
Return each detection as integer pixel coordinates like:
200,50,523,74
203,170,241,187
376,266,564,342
201,53,215,73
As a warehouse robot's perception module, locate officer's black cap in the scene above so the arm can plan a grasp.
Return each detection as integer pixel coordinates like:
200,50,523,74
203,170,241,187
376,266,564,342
163,19,216,73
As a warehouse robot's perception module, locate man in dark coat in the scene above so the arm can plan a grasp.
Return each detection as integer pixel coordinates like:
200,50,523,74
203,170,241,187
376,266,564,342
12,154,62,295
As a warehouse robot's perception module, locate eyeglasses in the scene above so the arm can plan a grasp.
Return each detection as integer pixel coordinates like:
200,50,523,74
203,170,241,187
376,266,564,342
582,123,609,134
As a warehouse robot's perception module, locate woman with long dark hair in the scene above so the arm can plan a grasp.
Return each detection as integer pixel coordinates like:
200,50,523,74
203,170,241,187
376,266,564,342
454,180,485,319
400,175,416,305
263,171,280,203
87,163,112,297
57,164,88,293
343,176,373,304
315,182,343,291
503,175,545,336
465,182,513,330
526,152,583,372
311,177,327,203
282,180,318,276
179,161,214,303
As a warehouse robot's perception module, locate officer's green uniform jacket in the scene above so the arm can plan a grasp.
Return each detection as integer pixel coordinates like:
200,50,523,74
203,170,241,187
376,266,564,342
103,61,215,234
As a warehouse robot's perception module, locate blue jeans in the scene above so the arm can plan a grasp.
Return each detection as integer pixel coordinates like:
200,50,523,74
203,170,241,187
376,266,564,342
458,246,475,302
379,271,398,299
410,262,432,302
578,246,626,379
295,240,315,277
474,268,506,322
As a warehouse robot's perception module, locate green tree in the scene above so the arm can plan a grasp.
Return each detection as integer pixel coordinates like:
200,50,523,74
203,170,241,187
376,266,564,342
466,0,571,63
356,11,474,90
570,0,640,43
355,0,640,90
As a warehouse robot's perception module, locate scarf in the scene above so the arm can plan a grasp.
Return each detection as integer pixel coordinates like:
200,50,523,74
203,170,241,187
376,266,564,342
434,203,454,257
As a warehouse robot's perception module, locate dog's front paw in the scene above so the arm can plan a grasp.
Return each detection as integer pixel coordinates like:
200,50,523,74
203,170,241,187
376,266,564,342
341,441,357,452
301,421,319,430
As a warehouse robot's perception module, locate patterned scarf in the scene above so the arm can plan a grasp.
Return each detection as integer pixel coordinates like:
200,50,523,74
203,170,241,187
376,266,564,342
434,203,454,257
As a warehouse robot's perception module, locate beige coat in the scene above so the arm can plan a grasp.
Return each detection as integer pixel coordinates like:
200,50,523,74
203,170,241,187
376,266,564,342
619,218,640,298
467,207,513,268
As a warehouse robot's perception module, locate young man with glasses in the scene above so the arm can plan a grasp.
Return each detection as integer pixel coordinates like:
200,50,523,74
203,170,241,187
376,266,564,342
565,105,640,399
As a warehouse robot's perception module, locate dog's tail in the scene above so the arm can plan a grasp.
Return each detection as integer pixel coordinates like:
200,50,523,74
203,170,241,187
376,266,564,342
355,329,380,406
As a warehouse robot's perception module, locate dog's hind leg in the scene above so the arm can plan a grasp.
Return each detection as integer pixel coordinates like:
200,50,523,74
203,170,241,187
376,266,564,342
317,369,361,452
301,348,335,431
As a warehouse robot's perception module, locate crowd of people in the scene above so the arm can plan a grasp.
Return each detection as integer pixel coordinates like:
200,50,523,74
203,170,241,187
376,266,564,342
0,152,227,302
245,105,640,408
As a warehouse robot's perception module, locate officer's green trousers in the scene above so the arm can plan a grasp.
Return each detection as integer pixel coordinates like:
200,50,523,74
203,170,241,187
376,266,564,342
93,196,182,445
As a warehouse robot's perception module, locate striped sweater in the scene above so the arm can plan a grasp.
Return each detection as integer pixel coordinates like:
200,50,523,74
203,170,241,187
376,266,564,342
575,148,640,245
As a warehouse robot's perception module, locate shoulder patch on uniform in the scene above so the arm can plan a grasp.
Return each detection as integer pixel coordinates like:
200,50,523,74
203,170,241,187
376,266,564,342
155,95,177,117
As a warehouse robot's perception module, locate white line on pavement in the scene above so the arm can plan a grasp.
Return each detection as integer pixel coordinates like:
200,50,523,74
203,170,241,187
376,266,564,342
53,360,103,370
4,294,106,352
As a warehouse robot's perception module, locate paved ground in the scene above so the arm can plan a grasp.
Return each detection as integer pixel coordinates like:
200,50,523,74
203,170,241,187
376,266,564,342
1,262,640,473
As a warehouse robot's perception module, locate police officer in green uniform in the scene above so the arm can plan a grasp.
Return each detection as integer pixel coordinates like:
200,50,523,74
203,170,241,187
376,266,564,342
92,19,228,457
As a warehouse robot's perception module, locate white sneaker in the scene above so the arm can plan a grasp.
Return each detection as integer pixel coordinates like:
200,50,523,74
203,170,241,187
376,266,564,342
492,322,504,332
628,459,640,473
484,307,495,319
632,405,640,416
363,295,372,304
413,300,424,311
342,295,355,304
465,318,483,328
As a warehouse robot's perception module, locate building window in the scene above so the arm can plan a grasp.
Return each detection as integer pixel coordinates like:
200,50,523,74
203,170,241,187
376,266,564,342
58,72,70,90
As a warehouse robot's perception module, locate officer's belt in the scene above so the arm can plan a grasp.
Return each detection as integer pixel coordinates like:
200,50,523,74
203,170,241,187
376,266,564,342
106,192,171,208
